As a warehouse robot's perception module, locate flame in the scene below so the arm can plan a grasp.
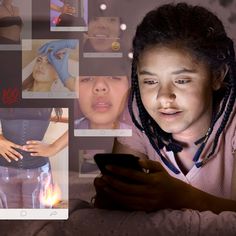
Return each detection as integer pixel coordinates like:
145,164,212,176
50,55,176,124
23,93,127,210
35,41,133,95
40,183,62,207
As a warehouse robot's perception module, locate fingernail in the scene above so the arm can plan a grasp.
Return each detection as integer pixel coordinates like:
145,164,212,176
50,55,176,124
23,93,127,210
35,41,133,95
20,156,23,159
8,160,11,163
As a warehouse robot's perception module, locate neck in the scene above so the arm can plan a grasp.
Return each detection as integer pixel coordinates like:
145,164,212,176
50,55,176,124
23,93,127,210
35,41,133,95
32,81,53,92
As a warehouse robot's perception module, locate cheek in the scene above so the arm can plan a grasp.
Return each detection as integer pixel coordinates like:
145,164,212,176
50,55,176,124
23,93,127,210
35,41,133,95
78,87,92,113
139,88,156,110
48,67,58,80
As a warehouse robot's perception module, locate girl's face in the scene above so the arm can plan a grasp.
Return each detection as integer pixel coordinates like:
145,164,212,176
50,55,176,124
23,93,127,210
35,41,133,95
78,76,129,129
32,56,58,83
137,46,222,139
87,17,120,52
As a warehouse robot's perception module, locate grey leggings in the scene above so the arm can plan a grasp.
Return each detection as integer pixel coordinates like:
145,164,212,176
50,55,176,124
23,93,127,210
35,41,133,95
0,163,53,208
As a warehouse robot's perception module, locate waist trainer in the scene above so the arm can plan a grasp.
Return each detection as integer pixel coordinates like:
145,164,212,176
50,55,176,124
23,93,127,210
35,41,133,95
0,16,23,27
0,108,52,169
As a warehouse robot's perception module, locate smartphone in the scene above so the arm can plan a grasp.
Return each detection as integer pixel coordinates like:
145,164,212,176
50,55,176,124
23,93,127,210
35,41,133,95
94,153,143,176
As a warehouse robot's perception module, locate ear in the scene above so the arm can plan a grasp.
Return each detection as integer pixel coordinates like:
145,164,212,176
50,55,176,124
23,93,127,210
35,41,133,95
212,64,229,91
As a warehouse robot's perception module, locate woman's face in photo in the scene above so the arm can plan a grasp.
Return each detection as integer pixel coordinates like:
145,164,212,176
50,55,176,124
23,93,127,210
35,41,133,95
137,46,222,138
32,55,58,83
87,17,120,52
78,75,129,129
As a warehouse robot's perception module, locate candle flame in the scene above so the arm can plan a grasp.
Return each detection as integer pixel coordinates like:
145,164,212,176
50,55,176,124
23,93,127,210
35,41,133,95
40,183,61,207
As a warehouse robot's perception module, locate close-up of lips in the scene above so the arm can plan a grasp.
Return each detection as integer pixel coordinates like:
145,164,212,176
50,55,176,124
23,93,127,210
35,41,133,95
92,29,110,38
92,98,112,112
158,108,182,115
35,69,45,75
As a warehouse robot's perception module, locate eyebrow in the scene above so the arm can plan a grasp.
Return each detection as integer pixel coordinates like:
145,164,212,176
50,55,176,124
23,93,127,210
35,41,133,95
138,70,157,76
138,68,197,76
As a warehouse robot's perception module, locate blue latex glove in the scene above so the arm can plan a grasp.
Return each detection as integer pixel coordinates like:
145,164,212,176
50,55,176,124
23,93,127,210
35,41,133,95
38,39,78,55
48,50,71,85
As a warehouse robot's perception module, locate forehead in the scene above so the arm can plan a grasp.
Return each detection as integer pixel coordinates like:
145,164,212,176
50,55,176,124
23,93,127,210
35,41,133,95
138,45,205,70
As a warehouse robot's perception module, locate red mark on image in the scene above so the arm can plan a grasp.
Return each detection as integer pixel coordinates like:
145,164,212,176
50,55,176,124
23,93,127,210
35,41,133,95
2,87,20,105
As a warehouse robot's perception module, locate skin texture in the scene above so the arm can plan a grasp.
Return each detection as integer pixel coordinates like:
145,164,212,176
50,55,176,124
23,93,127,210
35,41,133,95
85,17,120,52
94,46,236,213
32,55,58,91
78,76,129,129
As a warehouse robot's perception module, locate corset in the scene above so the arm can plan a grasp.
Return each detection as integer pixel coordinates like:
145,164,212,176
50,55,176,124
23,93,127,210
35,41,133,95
0,108,52,169
0,16,23,27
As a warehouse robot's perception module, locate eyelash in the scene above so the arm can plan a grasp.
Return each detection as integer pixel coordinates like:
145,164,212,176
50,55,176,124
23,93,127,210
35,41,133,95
175,79,191,84
143,80,158,85
80,77,92,82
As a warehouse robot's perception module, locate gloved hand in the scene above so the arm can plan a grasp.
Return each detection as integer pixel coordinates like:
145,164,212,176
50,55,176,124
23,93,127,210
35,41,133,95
38,39,78,55
48,50,71,85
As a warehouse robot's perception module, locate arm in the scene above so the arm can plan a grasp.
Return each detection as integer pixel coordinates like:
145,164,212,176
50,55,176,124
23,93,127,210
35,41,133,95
22,130,68,157
95,140,236,213
0,134,23,162
50,3,62,13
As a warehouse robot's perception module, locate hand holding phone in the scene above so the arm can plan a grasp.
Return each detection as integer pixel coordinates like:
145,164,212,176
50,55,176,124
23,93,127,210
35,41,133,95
94,153,143,183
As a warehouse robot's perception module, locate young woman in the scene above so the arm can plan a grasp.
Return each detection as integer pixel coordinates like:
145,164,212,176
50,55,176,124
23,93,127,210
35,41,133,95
22,55,59,92
0,108,68,208
76,75,129,129
23,39,78,92
94,2,236,213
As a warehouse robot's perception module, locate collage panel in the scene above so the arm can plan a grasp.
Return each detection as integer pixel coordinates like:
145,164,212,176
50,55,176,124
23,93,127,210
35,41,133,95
0,107,69,219
83,16,123,58
74,74,132,137
50,0,88,32
0,0,32,50
22,39,79,99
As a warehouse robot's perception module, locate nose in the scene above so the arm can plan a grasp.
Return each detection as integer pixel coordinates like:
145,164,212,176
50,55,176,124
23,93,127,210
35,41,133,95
157,84,176,106
92,77,109,94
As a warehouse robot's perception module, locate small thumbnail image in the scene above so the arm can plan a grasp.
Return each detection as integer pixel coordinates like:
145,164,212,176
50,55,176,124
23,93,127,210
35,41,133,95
78,149,104,178
83,17,123,58
50,0,88,32
74,75,132,137
0,0,32,50
22,39,79,99
0,107,69,210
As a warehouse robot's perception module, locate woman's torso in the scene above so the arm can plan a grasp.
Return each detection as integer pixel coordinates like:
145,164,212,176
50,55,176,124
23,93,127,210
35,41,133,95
0,108,52,169
0,5,22,42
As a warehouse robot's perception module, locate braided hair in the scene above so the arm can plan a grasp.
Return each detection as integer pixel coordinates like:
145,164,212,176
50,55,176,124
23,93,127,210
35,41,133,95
129,3,236,173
